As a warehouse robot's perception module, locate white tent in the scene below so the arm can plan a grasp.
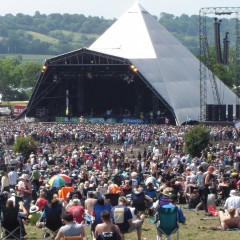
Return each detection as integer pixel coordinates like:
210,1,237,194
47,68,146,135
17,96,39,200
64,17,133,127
89,1,237,124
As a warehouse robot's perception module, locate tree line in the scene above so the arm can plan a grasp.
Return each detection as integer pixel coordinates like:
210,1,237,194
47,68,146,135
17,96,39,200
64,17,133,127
0,12,238,101
0,12,237,55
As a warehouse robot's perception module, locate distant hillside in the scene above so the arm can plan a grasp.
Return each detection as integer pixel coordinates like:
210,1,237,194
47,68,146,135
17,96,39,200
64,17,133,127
0,12,237,56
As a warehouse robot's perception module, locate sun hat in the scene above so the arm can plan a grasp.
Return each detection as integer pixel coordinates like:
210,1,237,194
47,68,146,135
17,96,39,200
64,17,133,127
32,165,38,170
72,198,79,205
229,190,239,197
29,205,39,213
20,174,29,180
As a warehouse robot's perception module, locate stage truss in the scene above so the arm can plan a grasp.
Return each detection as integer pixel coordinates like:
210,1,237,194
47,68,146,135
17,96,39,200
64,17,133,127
199,7,240,121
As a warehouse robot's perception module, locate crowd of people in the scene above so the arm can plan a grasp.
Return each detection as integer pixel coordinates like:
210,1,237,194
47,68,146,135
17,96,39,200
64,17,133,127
0,121,240,239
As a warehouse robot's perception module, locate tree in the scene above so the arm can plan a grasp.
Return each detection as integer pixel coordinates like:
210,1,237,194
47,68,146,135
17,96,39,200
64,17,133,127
13,136,38,160
183,125,210,157
15,62,41,88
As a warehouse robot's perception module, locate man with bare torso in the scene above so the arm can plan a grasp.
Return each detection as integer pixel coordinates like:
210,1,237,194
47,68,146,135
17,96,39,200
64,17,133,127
84,192,97,214
219,207,240,229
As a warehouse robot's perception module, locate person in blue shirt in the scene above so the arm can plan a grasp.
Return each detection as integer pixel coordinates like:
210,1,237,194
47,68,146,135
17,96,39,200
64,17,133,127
111,196,145,240
155,194,185,240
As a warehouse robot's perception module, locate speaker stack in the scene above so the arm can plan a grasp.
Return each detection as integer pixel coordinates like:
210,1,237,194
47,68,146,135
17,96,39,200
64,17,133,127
228,105,233,121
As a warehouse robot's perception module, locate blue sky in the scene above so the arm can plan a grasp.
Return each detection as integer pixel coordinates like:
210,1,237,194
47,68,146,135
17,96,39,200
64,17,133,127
1,0,239,18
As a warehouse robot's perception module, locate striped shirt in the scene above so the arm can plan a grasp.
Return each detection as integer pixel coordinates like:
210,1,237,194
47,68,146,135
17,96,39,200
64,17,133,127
60,223,83,236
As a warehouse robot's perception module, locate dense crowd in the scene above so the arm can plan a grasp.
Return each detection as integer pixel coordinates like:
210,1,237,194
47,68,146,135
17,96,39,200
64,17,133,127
0,121,240,239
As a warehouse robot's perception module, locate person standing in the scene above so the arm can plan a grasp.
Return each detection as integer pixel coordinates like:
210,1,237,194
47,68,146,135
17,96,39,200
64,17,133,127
29,164,40,201
8,167,18,189
199,166,215,215
1,171,10,192
18,174,32,212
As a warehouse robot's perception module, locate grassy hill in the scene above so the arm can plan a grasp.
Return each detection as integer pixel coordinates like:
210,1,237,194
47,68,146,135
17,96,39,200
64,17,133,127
27,31,59,45
0,29,100,62
26,29,99,46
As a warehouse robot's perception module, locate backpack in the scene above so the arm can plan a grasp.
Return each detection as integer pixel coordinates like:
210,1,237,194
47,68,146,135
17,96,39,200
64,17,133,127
131,191,146,211
96,225,121,240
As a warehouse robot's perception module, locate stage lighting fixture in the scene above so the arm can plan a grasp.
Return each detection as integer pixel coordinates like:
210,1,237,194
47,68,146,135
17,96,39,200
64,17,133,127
41,65,47,73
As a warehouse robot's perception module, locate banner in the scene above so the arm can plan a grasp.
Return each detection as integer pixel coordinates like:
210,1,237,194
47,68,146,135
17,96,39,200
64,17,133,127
13,105,27,117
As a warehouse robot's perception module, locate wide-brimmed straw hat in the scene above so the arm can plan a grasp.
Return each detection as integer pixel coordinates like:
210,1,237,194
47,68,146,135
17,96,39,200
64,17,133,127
29,205,39,213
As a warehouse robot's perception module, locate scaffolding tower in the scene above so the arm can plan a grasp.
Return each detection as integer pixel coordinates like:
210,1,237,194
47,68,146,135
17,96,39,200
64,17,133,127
199,7,240,121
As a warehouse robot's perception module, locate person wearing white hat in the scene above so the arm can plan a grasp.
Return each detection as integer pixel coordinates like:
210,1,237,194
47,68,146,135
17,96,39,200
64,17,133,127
224,190,240,211
8,167,18,189
17,174,32,212
28,205,41,225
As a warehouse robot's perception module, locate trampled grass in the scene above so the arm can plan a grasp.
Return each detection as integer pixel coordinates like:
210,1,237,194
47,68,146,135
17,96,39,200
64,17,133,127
2,207,239,240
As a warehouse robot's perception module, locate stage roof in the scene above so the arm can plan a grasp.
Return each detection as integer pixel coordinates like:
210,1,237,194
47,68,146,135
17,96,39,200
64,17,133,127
89,1,238,124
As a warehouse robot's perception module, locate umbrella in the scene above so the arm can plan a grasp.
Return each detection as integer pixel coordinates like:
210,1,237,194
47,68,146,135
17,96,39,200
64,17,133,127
48,174,71,188
58,174,71,183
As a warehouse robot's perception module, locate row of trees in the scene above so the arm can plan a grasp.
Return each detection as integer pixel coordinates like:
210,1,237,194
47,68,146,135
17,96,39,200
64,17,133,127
0,12,239,101
0,50,238,101
0,56,41,101
0,12,237,55
0,12,114,54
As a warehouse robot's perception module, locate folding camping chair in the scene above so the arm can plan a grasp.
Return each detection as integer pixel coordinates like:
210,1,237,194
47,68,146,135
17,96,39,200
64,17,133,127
0,206,23,240
157,206,179,240
42,205,63,239
105,193,120,207
64,236,82,240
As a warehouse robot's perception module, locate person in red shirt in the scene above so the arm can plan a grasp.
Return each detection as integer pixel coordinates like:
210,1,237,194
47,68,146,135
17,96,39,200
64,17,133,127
93,160,100,170
36,191,48,211
68,199,85,223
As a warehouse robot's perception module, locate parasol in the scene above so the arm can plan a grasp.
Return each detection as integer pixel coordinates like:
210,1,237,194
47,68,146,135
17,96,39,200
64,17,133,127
48,174,71,187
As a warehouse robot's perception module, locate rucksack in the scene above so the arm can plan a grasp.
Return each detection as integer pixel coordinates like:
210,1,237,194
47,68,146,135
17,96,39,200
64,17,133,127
96,225,121,240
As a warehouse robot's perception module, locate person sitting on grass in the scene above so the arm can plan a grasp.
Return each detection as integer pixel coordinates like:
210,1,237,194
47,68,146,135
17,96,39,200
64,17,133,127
95,210,122,240
28,205,41,225
219,207,240,229
155,194,185,240
111,196,145,240
54,212,85,240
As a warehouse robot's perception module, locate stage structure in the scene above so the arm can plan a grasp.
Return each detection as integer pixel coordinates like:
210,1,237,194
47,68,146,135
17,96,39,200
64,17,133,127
19,2,238,125
199,7,240,121
23,48,171,124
